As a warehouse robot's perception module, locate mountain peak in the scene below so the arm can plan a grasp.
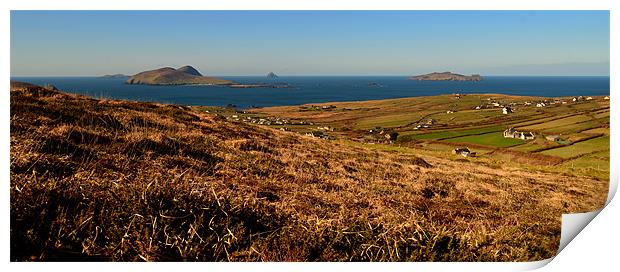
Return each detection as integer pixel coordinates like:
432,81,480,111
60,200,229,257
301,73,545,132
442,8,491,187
177,65,203,76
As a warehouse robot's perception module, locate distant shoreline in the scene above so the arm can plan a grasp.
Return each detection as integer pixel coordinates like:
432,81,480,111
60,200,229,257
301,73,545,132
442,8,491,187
9,76,609,109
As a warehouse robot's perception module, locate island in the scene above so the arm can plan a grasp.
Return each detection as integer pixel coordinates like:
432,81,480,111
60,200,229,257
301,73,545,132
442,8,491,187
126,66,234,85
409,72,482,81
267,72,279,78
99,74,130,79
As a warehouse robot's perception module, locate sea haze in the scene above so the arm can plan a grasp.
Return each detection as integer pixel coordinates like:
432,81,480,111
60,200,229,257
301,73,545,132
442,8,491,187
11,76,610,109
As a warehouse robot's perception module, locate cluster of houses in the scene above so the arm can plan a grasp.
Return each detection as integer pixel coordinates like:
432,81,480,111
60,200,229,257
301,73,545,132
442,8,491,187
300,105,337,111
305,130,330,139
316,126,335,131
361,127,399,143
414,118,437,130
230,114,314,127
503,127,535,140
471,98,516,112
474,95,604,115
298,126,336,140
503,127,567,143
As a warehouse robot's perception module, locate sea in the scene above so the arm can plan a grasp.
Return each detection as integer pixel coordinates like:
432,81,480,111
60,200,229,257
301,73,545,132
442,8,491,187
11,76,610,109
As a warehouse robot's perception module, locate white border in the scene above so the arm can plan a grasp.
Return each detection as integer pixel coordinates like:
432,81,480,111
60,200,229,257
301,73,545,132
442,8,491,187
0,0,616,10
2,1,617,272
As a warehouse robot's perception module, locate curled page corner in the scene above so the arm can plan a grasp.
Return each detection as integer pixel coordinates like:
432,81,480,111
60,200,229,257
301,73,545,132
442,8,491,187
516,257,554,271
558,209,602,254
606,168,618,204
554,172,616,256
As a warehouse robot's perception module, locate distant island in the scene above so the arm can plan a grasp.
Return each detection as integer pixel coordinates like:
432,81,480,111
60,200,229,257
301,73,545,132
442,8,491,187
126,65,234,85
125,65,292,88
100,74,130,79
267,72,279,78
409,72,482,81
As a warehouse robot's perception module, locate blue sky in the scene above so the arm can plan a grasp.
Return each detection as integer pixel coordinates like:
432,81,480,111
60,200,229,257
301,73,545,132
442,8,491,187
11,10,609,76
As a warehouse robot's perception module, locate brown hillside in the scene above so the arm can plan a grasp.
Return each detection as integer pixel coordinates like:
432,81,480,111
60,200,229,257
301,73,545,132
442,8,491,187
10,83,606,261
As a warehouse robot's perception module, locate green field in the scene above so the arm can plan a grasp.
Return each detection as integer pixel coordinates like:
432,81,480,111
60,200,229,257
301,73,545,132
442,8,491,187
355,112,423,129
430,109,503,124
559,150,610,180
443,131,525,148
581,127,610,135
509,138,560,152
539,120,604,134
399,125,505,141
563,150,610,170
519,114,595,131
510,115,569,127
592,110,610,119
254,94,610,180
539,136,609,159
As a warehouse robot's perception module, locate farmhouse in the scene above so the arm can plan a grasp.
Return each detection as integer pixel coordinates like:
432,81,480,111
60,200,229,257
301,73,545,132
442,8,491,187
503,128,535,140
536,103,546,108
546,135,561,142
384,132,399,141
572,96,584,102
305,131,327,139
453,147,476,157
502,107,513,114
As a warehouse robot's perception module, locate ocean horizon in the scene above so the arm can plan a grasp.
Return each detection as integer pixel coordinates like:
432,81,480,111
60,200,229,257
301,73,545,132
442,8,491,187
11,75,610,109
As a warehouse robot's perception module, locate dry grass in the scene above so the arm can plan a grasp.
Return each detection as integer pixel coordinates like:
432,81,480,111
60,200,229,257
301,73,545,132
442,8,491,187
10,84,607,261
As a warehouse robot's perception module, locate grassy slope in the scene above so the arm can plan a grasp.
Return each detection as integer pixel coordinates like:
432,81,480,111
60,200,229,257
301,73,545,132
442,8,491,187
10,86,607,261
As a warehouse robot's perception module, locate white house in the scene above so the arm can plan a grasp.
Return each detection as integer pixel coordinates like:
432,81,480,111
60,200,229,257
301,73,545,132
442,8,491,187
504,128,535,140
536,103,546,108
502,107,513,114
453,147,476,157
